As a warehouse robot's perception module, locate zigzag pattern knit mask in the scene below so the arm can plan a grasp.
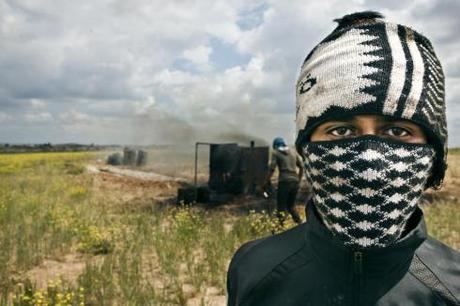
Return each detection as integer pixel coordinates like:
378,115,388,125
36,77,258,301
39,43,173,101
303,136,435,249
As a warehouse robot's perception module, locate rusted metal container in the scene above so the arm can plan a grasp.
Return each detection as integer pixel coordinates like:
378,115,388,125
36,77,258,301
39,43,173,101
179,141,269,205
123,147,137,166
136,150,148,167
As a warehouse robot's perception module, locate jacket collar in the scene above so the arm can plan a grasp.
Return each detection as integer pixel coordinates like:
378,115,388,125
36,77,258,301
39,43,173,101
304,202,427,280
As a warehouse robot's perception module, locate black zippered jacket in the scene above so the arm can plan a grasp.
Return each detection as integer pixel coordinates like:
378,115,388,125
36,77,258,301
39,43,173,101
227,204,460,305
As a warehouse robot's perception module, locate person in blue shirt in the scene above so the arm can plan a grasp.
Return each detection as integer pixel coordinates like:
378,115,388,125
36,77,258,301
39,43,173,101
266,137,304,224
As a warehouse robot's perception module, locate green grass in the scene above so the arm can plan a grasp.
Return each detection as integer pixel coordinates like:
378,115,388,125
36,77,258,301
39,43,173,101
0,152,287,305
0,152,458,305
423,201,460,250
448,147,460,155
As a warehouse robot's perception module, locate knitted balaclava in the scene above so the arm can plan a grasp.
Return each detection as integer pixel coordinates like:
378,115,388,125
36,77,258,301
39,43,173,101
295,12,447,249
303,136,435,248
295,11,447,188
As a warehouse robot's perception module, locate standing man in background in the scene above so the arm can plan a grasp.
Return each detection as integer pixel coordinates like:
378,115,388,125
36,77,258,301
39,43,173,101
266,137,303,224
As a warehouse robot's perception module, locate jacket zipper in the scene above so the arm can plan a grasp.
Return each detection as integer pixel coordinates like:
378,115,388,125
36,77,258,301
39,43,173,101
353,251,363,305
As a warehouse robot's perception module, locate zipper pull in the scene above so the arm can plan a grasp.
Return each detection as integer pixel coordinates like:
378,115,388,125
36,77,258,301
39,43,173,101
354,251,363,275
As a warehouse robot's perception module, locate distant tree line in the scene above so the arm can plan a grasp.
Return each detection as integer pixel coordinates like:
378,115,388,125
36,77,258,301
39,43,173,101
0,143,120,153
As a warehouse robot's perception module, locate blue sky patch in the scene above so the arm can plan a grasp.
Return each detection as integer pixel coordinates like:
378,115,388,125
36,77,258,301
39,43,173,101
209,38,251,71
237,2,268,31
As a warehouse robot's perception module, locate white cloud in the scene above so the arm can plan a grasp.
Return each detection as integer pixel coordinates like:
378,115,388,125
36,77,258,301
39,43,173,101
133,96,156,115
29,99,47,109
182,45,213,71
0,112,13,123
58,110,92,124
24,112,53,123
0,0,459,146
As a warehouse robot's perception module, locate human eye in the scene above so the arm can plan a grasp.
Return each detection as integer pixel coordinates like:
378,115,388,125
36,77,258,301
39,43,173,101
327,126,355,137
384,126,411,138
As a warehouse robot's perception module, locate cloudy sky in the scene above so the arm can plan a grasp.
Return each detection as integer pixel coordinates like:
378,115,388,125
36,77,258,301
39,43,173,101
1,0,459,146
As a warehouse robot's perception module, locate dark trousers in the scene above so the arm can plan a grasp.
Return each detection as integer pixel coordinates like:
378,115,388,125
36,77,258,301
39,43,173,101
276,180,302,224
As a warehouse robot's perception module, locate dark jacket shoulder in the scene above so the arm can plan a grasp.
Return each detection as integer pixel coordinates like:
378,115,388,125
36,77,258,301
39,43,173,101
227,223,308,305
227,204,460,306
414,236,460,302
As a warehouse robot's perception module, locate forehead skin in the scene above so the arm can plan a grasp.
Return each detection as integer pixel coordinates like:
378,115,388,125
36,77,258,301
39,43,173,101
310,114,427,144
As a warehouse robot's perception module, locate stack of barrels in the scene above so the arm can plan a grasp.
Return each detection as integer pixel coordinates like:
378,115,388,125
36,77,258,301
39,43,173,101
107,148,148,167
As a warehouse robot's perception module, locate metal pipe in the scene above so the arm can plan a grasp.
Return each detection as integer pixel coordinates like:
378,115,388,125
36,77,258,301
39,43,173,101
194,142,198,189
249,140,255,193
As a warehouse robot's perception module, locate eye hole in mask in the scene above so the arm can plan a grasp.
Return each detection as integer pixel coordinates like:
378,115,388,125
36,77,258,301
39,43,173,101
303,135,435,249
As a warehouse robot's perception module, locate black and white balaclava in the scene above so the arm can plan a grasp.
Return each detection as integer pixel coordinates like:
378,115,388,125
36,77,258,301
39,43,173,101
303,136,435,248
294,12,448,249
295,11,447,188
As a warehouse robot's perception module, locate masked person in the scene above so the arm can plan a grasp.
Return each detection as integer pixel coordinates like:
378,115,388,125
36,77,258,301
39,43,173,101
227,11,460,306
267,137,304,224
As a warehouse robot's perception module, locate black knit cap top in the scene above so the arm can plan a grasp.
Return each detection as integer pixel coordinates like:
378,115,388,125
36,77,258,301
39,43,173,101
295,11,447,188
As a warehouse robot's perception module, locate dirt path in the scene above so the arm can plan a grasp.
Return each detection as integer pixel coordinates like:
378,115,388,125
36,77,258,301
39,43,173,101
86,165,186,183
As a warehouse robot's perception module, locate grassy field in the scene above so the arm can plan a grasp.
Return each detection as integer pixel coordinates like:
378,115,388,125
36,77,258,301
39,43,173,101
0,151,458,306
